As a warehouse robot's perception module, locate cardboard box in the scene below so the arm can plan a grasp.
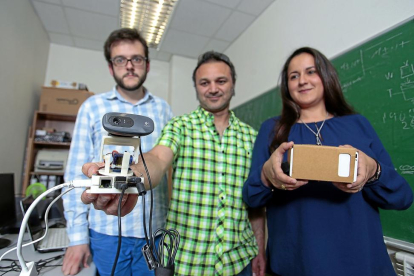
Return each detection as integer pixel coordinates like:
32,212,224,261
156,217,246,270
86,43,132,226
288,144,358,183
39,87,94,115
50,79,88,90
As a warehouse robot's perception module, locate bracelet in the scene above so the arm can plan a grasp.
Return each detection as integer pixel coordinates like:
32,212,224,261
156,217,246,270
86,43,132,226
367,158,381,183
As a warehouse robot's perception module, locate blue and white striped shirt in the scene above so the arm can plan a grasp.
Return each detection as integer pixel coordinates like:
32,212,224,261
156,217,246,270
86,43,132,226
63,87,173,246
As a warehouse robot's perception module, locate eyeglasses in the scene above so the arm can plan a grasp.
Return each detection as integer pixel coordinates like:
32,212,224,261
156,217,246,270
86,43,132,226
111,55,147,67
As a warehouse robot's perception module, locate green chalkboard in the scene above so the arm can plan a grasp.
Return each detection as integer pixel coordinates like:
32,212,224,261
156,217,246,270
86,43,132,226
234,19,414,243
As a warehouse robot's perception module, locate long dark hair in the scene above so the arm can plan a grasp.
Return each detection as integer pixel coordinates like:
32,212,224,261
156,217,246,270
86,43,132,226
270,47,356,153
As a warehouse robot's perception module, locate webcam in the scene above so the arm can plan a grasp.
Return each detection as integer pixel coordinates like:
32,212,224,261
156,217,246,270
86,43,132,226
102,112,154,137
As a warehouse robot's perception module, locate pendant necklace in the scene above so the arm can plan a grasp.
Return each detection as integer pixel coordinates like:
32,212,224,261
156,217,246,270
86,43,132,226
299,113,328,146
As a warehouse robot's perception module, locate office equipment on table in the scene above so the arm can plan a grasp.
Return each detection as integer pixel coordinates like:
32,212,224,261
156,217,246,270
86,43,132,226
19,196,69,253
35,130,71,143
34,150,69,173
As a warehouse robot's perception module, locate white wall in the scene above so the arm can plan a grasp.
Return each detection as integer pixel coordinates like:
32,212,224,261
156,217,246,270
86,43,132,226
45,44,112,94
45,44,170,100
0,0,50,193
226,0,414,108
146,58,170,102
169,55,198,116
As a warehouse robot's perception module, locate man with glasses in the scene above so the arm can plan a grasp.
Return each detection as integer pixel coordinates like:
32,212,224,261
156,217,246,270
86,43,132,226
81,51,266,276
62,28,172,276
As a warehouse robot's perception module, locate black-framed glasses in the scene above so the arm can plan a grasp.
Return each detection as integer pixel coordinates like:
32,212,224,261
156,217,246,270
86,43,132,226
111,55,147,67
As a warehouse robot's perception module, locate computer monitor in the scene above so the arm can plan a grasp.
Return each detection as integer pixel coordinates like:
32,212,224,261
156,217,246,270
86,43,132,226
0,173,16,249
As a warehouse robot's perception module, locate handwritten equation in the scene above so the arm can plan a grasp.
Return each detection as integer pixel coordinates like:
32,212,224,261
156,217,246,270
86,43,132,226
337,31,412,96
382,109,414,130
367,34,410,59
399,164,414,175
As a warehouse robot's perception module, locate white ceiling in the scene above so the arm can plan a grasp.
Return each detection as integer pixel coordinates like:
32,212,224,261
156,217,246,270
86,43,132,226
30,0,275,62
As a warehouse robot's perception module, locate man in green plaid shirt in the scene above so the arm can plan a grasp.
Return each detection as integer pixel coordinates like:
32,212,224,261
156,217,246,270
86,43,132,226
82,51,266,276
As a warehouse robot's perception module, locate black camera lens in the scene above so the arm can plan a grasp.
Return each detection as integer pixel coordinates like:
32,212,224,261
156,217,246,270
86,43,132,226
112,118,120,125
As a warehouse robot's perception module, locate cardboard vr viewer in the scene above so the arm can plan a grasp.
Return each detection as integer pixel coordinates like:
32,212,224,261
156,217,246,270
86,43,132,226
287,144,358,183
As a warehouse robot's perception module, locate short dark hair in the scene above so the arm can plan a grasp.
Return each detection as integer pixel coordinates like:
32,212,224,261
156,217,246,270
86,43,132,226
192,51,236,85
104,28,149,63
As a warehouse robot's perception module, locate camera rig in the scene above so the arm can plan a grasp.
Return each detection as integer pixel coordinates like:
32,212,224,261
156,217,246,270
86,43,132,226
87,112,154,194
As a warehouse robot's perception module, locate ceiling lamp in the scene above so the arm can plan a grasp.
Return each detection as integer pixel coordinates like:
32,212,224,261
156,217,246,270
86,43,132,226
120,0,179,49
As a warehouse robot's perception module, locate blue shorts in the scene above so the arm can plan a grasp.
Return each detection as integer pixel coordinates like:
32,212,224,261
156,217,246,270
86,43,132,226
90,229,160,276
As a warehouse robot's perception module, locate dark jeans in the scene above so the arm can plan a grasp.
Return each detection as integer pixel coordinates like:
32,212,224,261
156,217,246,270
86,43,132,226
237,262,252,276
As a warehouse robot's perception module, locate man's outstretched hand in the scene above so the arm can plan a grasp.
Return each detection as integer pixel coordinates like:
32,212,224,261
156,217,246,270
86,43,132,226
80,162,138,216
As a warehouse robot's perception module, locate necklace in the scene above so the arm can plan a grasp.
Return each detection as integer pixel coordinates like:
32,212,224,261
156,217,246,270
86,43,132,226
299,113,328,145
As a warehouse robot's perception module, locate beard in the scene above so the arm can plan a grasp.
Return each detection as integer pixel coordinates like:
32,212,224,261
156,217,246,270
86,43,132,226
113,70,147,92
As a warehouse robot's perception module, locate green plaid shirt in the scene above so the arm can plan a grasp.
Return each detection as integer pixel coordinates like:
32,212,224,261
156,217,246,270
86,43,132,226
156,107,258,276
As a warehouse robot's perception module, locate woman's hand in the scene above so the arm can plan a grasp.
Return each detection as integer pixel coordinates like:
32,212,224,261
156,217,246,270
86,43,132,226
332,145,378,193
261,141,308,191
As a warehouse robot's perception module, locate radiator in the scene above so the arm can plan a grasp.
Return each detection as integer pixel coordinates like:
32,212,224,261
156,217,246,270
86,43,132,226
395,252,414,276
385,236,414,276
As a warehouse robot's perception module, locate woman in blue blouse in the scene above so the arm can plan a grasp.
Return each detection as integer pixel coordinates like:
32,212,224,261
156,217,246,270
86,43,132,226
243,47,413,276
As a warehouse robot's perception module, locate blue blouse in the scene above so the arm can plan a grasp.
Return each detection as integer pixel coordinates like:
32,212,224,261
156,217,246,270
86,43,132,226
243,114,413,276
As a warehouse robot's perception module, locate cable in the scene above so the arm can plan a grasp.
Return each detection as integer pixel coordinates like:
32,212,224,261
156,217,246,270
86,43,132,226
154,228,180,268
0,258,21,275
138,144,180,274
13,180,91,273
142,193,149,245
138,145,155,249
0,255,64,275
35,254,64,273
110,185,128,276
0,187,73,262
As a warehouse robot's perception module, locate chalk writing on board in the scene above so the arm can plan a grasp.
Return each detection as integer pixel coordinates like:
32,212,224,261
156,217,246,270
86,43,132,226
369,40,410,58
339,34,411,93
385,72,394,80
367,31,410,59
342,77,363,90
339,50,366,92
401,60,414,78
387,60,414,103
382,109,414,130
366,32,403,50
399,164,414,175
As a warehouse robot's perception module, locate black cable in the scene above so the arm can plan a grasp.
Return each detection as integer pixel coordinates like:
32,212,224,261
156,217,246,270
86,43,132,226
154,228,180,267
138,143,180,273
142,194,149,244
36,254,64,273
138,144,155,252
0,254,64,275
110,185,128,276
139,144,156,258
0,258,22,275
